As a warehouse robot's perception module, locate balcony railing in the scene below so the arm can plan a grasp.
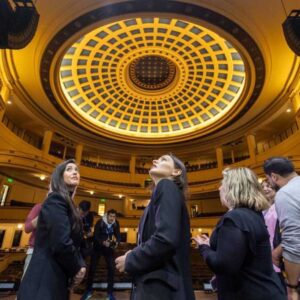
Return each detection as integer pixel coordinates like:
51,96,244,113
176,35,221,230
2,114,42,149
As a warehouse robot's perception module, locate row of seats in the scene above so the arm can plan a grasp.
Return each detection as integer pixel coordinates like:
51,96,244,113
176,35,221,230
186,162,218,172
81,159,129,173
136,161,219,174
0,246,213,290
81,245,213,289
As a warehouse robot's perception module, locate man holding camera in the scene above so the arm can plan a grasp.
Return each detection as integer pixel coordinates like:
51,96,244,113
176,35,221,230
78,200,94,258
81,209,120,300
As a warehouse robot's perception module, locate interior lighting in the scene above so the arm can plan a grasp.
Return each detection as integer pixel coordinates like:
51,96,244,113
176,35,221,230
39,175,46,180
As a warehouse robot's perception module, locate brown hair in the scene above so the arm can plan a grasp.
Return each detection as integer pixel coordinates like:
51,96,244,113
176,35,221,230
50,159,82,232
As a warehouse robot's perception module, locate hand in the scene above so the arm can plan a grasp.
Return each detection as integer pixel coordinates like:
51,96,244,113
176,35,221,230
86,231,93,238
73,267,86,287
31,216,39,228
103,240,110,247
115,250,131,273
272,245,282,267
193,235,210,247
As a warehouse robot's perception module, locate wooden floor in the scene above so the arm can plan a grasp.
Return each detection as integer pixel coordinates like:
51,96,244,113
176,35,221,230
2,290,217,299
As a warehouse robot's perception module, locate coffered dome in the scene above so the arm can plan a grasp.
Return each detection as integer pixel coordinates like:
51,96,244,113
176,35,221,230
58,17,247,140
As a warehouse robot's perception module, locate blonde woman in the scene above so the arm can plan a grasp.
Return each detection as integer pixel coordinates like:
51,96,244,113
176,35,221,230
194,167,286,300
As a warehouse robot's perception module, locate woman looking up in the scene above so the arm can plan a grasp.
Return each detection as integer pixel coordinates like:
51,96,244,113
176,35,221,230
116,154,195,300
18,159,86,300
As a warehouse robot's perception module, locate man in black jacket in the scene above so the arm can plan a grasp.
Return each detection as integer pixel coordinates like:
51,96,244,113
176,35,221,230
78,200,94,258
81,209,120,300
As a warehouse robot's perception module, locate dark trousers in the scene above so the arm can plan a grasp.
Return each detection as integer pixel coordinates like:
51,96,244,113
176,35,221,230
86,247,115,294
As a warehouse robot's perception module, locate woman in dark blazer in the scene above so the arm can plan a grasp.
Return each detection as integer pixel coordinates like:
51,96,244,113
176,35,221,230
194,167,287,300
116,154,195,300
18,159,86,300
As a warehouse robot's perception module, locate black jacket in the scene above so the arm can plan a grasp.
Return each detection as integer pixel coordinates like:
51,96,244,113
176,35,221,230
93,216,121,250
200,208,287,300
125,179,195,300
18,193,85,300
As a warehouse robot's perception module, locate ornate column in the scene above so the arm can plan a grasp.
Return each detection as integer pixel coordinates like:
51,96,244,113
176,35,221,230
129,154,136,183
231,149,235,163
130,154,136,175
42,130,53,156
75,144,83,164
246,134,256,162
216,147,223,170
0,85,10,122
0,107,5,122
292,94,300,129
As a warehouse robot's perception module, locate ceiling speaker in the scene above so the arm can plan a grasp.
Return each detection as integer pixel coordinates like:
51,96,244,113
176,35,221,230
0,0,39,50
282,10,300,56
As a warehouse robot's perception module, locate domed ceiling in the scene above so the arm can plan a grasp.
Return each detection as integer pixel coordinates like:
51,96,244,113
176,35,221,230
59,17,246,139
41,1,265,144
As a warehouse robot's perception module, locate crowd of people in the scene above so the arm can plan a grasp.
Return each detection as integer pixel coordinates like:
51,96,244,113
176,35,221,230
15,156,299,300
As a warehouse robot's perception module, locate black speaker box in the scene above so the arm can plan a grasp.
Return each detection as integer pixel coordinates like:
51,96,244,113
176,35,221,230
282,10,300,56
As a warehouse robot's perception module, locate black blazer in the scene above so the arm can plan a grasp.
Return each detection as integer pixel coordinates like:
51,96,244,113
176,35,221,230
200,208,286,300
125,179,195,300
93,218,121,251
17,192,85,300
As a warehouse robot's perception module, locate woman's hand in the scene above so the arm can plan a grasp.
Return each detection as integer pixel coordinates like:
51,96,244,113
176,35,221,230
272,245,283,267
193,234,210,247
115,250,131,273
31,216,39,228
73,267,86,286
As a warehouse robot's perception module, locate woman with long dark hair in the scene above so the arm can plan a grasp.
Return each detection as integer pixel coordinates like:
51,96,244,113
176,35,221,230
18,159,86,300
116,154,195,300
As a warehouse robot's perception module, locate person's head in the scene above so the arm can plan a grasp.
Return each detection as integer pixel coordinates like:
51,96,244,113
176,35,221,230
261,179,276,204
219,167,269,211
78,200,91,217
50,159,81,231
107,209,117,224
149,154,188,197
50,159,80,195
263,157,296,189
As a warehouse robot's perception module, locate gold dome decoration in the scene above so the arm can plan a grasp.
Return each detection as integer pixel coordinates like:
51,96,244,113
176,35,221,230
129,55,176,90
59,17,246,140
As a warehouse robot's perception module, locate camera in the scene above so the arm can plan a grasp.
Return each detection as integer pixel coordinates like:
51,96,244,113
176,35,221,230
107,239,118,249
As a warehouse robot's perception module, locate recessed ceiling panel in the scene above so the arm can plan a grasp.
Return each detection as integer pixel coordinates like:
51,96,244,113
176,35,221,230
59,17,246,139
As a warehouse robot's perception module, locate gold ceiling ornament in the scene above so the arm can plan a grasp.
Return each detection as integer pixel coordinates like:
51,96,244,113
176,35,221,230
129,55,176,90
59,17,246,140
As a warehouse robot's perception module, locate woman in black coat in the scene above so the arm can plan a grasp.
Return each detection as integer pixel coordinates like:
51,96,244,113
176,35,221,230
194,167,287,300
18,159,86,300
116,154,195,300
